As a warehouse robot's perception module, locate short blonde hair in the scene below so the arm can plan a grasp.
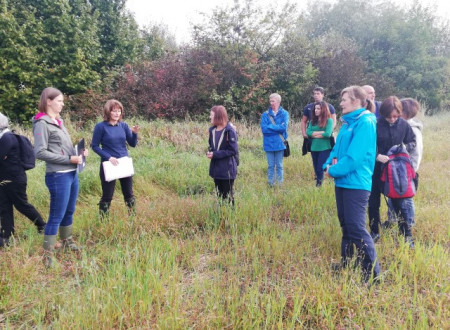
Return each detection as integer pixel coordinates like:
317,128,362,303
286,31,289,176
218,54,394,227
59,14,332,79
269,93,281,102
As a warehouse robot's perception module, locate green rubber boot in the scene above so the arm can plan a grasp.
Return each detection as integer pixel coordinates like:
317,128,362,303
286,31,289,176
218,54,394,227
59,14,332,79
43,235,57,268
59,225,82,251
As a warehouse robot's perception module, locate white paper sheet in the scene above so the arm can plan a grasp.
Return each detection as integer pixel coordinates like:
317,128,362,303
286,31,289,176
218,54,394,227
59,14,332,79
102,157,134,182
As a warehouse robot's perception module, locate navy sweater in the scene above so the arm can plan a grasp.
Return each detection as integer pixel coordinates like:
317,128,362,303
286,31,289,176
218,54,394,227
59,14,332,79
91,121,138,161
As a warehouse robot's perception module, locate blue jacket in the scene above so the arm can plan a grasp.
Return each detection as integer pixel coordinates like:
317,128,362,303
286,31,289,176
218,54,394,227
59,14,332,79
260,107,289,152
208,123,238,180
91,121,138,161
323,108,376,191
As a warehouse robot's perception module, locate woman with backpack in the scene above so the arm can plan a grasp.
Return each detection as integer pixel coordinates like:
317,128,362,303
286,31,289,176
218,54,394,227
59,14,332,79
306,101,333,187
91,100,139,219
206,105,238,205
323,85,380,282
368,96,416,245
0,113,46,247
33,87,88,266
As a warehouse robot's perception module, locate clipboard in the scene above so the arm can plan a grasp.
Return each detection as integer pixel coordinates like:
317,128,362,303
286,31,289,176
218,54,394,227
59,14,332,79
74,138,86,173
102,156,134,182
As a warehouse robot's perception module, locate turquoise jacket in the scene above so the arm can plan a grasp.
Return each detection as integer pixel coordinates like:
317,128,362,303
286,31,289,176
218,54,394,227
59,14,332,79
323,108,376,191
260,107,289,152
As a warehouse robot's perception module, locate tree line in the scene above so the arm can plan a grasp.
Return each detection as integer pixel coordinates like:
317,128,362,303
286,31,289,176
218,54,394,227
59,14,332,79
1,0,449,125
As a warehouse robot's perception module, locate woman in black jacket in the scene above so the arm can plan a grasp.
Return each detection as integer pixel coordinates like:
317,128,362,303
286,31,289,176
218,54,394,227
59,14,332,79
368,96,416,242
206,106,238,205
0,113,46,247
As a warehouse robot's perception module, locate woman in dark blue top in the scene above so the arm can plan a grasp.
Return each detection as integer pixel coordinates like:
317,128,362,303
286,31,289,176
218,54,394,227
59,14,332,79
91,100,139,218
206,105,238,205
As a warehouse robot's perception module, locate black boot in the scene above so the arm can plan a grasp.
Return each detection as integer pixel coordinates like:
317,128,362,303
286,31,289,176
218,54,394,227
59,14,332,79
98,201,111,220
125,197,136,216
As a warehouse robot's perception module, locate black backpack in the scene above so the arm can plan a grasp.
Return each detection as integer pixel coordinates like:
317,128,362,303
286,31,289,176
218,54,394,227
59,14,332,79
13,133,36,170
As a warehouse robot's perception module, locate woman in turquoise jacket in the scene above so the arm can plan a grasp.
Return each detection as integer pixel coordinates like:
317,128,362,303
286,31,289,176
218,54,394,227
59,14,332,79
323,85,380,282
260,93,289,186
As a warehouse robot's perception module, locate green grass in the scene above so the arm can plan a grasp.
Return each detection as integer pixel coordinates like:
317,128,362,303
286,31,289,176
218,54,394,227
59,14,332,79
1,113,449,328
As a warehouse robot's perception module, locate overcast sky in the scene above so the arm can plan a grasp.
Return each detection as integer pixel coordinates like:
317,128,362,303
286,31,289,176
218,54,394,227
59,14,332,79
126,0,450,44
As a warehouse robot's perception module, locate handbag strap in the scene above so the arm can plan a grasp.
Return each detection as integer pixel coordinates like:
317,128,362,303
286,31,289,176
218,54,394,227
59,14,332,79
267,111,286,142
212,127,226,150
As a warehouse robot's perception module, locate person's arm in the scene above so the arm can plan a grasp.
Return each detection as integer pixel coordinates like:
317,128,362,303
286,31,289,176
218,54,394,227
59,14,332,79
0,134,13,161
212,129,238,159
91,124,112,160
301,115,308,138
34,121,71,164
123,122,138,147
403,122,416,153
328,119,376,178
328,104,337,129
261,112,280,135
331,113,337,129
306,122,314,138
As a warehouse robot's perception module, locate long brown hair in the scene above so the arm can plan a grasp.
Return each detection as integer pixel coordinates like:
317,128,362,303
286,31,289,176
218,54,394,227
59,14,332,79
38,87,62,113
311,101,331,128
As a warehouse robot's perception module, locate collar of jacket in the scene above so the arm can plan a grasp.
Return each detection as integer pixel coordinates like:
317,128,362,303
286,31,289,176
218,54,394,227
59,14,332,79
268,106,285,116
341,108,370,125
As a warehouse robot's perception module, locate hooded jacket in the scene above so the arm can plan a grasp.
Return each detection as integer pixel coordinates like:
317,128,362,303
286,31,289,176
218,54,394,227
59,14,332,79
323,108,377,191
260,107,289,152
208,123,238,180
407,118,423,172
32,114,77,173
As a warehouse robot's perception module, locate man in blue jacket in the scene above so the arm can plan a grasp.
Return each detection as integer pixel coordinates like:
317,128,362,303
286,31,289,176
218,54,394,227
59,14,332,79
260,93,289,187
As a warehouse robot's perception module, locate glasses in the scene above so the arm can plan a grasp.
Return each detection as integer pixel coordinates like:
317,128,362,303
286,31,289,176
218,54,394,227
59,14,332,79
111,109,122,114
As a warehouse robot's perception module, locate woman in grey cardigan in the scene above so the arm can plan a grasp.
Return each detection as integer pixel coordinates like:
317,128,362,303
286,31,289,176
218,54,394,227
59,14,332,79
33,87,88,267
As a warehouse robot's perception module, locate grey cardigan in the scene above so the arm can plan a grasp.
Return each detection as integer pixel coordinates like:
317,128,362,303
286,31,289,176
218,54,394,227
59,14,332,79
32,115,77,173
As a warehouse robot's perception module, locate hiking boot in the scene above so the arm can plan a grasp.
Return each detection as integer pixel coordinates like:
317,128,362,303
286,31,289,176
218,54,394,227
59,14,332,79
0,237,10,248
59,225,82,251
99,201,111,221
370,232,380,243
43,235,57,268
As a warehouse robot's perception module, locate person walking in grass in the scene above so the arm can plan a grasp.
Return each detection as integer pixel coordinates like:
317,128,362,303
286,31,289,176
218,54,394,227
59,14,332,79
306,101,333,187
324,85,380,282
206,105,238,205
0,113,46,247
260,93,289,187
91,100,139,219
33,87,88,267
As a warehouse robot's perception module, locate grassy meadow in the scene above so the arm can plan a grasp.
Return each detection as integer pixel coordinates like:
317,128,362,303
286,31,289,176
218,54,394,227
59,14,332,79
0,111,449,328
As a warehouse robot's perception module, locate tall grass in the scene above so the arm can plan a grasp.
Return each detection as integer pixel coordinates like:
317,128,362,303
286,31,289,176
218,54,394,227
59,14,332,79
1,113,449,328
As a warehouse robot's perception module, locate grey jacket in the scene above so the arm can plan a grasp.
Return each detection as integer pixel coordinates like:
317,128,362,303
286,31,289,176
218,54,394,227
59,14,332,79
32,115,77,173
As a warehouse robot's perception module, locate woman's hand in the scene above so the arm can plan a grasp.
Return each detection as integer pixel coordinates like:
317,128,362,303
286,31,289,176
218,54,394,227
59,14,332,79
70,156,83,165
132,125,139,134
82,149,89,157
376,154,389,163
109,157,119,165
206,151,213,159
324,165,331,178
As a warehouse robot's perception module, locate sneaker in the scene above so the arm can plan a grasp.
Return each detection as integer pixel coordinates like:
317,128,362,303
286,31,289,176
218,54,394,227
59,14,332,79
370,232,380,243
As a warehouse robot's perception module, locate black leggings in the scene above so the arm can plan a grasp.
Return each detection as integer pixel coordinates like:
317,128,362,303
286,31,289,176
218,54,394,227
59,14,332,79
99,165,134,204
214,179,234,205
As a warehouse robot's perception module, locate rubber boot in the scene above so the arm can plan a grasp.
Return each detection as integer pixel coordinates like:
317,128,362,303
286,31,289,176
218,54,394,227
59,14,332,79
99,201,111,220
43,235,57,268
59,225,81,251
125,197,136,216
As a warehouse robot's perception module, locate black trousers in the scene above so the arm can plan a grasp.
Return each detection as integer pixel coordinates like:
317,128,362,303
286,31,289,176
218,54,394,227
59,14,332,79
214,179,234,205
99,165,134,204
0,180,45,239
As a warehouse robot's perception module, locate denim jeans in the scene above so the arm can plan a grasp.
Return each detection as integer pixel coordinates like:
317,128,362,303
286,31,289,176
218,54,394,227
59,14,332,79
387,198,415,227
265,150,284,186
311,150,331,185
335,187,381,280
44,171,79,235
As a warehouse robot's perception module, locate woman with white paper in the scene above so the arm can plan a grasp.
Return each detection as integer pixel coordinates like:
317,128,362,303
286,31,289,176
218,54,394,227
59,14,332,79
91,100,139,218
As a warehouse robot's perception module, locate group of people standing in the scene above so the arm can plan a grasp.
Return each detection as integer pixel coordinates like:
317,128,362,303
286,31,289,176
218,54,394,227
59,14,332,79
1,84,423,282
0,88,139,267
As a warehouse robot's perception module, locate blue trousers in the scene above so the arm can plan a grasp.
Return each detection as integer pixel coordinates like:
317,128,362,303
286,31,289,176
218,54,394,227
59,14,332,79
335,187,380,280
44,171,79,235
311,150,331,184
265,150,284,186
